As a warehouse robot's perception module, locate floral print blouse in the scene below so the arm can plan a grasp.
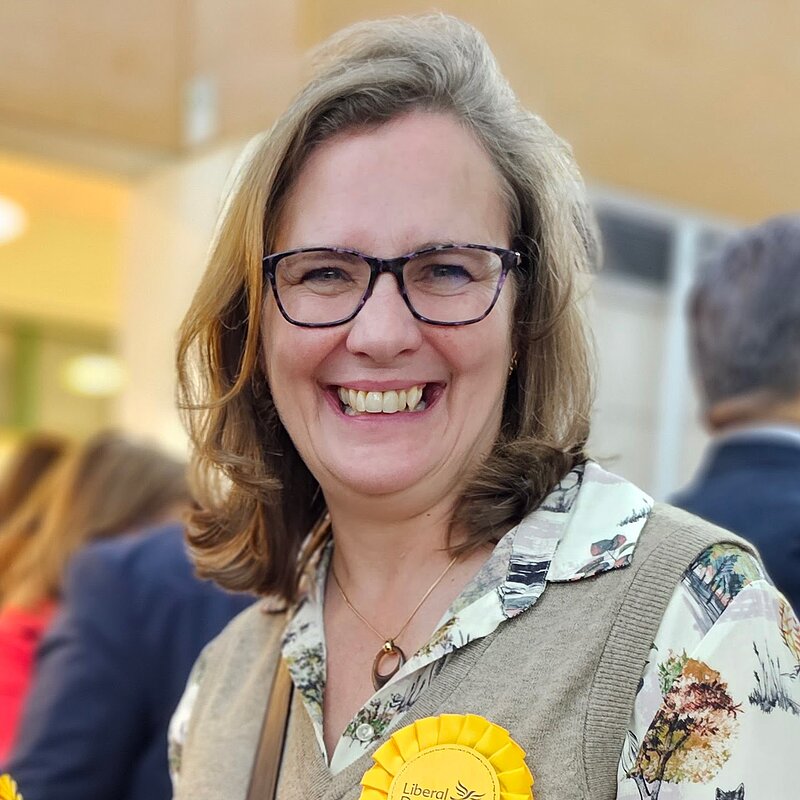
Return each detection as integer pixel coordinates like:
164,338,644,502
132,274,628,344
169,461,800,799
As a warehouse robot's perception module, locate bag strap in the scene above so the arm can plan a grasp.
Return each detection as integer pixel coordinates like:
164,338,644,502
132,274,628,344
246,659,294,800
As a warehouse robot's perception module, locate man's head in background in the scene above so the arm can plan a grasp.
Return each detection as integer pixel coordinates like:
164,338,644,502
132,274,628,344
689,214,800,432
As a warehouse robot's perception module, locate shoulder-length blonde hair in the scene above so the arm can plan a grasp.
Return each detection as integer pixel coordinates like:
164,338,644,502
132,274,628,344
177,14,596,602
0,430,190,610
0,433,68,524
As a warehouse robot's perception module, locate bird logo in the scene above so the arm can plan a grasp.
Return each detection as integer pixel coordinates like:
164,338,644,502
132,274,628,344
452,781,485,800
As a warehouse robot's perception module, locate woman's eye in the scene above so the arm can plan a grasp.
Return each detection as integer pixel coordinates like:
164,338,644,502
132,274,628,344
302,267,351,283
424,263,472,281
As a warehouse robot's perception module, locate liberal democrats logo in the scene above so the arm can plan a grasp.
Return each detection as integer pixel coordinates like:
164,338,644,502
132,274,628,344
453,780,486,800
358,714,532,800
400,780,485,800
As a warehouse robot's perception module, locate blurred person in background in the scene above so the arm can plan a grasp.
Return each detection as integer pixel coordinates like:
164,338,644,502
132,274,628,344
674,215,800,613
5,482,254,796
0,433,68,526
0,430,189,761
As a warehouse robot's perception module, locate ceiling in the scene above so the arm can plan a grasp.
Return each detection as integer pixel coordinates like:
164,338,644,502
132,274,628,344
0,0,798,332
0,0,302,165
0,1,798,221
309,0,800,222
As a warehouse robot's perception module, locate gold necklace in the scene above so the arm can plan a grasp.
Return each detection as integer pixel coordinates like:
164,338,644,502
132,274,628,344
331,554,458,690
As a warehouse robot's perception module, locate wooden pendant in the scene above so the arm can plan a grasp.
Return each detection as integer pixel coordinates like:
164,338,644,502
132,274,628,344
372,640,406,690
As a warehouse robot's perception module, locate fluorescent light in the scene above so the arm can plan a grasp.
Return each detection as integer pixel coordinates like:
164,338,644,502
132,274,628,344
61,354,126,398
0,196,27,244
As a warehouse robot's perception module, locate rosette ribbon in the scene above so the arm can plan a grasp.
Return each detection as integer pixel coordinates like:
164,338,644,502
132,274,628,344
359,713,533,800
0,775,23,800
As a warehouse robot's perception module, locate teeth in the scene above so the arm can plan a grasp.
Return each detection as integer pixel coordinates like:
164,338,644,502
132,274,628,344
382,391,399,414
407,385,422,410
336,384,427,414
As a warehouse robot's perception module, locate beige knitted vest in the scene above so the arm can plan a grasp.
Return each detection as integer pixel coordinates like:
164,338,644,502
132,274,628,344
175,504,751,800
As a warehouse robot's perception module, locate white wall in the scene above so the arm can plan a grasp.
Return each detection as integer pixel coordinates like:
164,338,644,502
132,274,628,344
584,191,733,500
587,274,709,499
118,142,242,455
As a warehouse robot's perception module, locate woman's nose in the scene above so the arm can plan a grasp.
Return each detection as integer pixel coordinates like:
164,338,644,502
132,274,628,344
345,273,423,362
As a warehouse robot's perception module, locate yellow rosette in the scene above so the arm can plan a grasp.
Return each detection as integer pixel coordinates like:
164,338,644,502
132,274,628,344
0,775,23,800
359,714,533,800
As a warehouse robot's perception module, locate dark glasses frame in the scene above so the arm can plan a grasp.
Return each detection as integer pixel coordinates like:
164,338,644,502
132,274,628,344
262,243,521,328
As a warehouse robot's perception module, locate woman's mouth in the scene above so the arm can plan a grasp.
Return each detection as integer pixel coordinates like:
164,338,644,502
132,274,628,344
334,384,435,416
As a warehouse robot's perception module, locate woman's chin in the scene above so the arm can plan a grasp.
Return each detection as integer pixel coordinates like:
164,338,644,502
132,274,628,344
323,460,433,499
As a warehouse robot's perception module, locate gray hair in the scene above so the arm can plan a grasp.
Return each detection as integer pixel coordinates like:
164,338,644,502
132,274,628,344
689,214,800,408
263,14,597,263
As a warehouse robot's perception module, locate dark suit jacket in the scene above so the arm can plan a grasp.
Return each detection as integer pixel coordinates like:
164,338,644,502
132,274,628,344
672,432,800,613
6,523,253,800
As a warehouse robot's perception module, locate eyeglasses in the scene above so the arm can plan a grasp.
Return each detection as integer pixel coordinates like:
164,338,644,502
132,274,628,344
262,244,521,328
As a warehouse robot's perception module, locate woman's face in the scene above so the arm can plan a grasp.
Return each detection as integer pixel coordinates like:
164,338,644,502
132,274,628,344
262,111,515,507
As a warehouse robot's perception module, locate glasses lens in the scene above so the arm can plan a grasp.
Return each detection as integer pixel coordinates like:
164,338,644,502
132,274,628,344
274,250,370,324
404,247,504,323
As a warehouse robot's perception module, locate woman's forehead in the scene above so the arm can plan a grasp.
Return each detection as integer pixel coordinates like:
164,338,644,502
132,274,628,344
274,111,511,255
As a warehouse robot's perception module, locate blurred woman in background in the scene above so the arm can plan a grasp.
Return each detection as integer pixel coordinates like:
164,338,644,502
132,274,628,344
0,430,190,761
0,433,67,525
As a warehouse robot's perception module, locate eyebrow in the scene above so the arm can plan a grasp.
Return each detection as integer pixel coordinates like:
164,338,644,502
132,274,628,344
329,238,463,255
413,239,461,250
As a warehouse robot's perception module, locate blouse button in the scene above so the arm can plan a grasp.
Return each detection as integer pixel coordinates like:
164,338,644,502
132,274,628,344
355,723,375,742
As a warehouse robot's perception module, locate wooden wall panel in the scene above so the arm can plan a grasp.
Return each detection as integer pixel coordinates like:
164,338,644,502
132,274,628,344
0,1,304,154
0,1,182,149
0,1,797,220
190,0,302,143
299,0,800,221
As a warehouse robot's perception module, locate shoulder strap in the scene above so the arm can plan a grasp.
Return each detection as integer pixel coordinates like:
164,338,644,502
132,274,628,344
246,659,294,800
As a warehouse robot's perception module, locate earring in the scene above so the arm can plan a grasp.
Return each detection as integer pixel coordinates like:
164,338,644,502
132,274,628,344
508,351,518,375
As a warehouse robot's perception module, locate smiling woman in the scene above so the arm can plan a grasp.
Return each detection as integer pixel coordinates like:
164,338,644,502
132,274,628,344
262,112,517,505
170,13,796,800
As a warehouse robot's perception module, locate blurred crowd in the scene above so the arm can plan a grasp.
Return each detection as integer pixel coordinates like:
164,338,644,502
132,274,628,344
0,431,252,799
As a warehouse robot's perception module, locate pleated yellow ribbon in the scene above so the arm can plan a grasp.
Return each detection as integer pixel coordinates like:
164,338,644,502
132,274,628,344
358,714,534,800
0,775,23,800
